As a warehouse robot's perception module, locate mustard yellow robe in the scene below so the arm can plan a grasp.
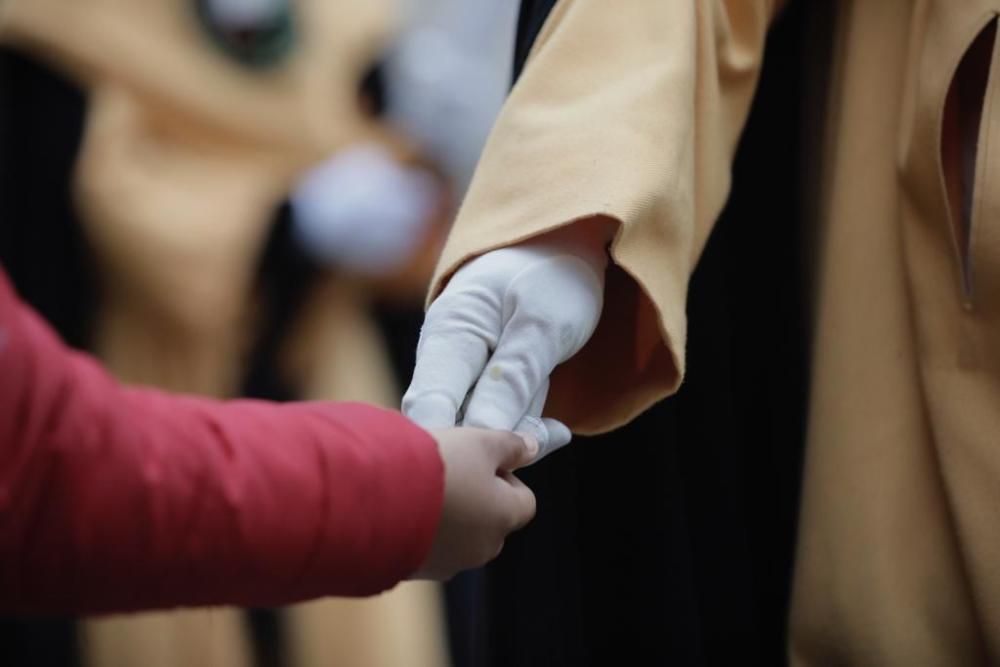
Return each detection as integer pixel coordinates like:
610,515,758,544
430,1,1000,663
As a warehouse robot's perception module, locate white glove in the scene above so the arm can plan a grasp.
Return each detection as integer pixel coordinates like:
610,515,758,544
291,143,440,275
402,232,607,463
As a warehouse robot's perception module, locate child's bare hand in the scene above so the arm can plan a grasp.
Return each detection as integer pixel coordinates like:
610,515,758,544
414,428,538,580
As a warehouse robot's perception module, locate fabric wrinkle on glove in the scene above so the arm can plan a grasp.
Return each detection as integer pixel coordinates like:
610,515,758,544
403,231,607,464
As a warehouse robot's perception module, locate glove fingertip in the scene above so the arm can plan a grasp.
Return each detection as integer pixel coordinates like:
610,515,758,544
402,393,460,430
541,418,573,454
514,417,573,466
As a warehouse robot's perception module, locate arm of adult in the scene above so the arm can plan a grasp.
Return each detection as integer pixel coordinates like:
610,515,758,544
404,0,783,450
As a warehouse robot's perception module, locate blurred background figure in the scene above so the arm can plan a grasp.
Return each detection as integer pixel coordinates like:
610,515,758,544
0,0,517,665
298,4,521,665
382,0,520,196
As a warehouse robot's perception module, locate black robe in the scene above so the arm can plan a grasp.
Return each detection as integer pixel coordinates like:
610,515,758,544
441,2,811,665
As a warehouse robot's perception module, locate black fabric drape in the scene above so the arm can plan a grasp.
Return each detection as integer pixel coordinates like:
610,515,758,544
0,48,89,667
443,2,810,665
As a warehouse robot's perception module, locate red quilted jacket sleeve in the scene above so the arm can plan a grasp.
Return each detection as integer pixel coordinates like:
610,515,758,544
0,268,444,615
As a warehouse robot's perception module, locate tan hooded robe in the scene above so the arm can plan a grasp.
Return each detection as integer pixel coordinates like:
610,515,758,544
429,1,1000,663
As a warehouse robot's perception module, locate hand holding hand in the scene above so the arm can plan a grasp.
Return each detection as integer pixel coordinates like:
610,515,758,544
402,223,610,463
414,428,538,580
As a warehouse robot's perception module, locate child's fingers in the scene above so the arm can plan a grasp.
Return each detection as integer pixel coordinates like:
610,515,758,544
497,471,537,532
487,429,538,470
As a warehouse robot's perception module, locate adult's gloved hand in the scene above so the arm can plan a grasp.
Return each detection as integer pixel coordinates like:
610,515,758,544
402,225,609,463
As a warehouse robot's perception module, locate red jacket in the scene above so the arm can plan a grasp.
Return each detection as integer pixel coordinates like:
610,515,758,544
0,268,443,615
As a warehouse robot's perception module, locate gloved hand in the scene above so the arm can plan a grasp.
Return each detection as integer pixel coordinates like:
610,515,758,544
402,226,609,463
291,143,441,276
